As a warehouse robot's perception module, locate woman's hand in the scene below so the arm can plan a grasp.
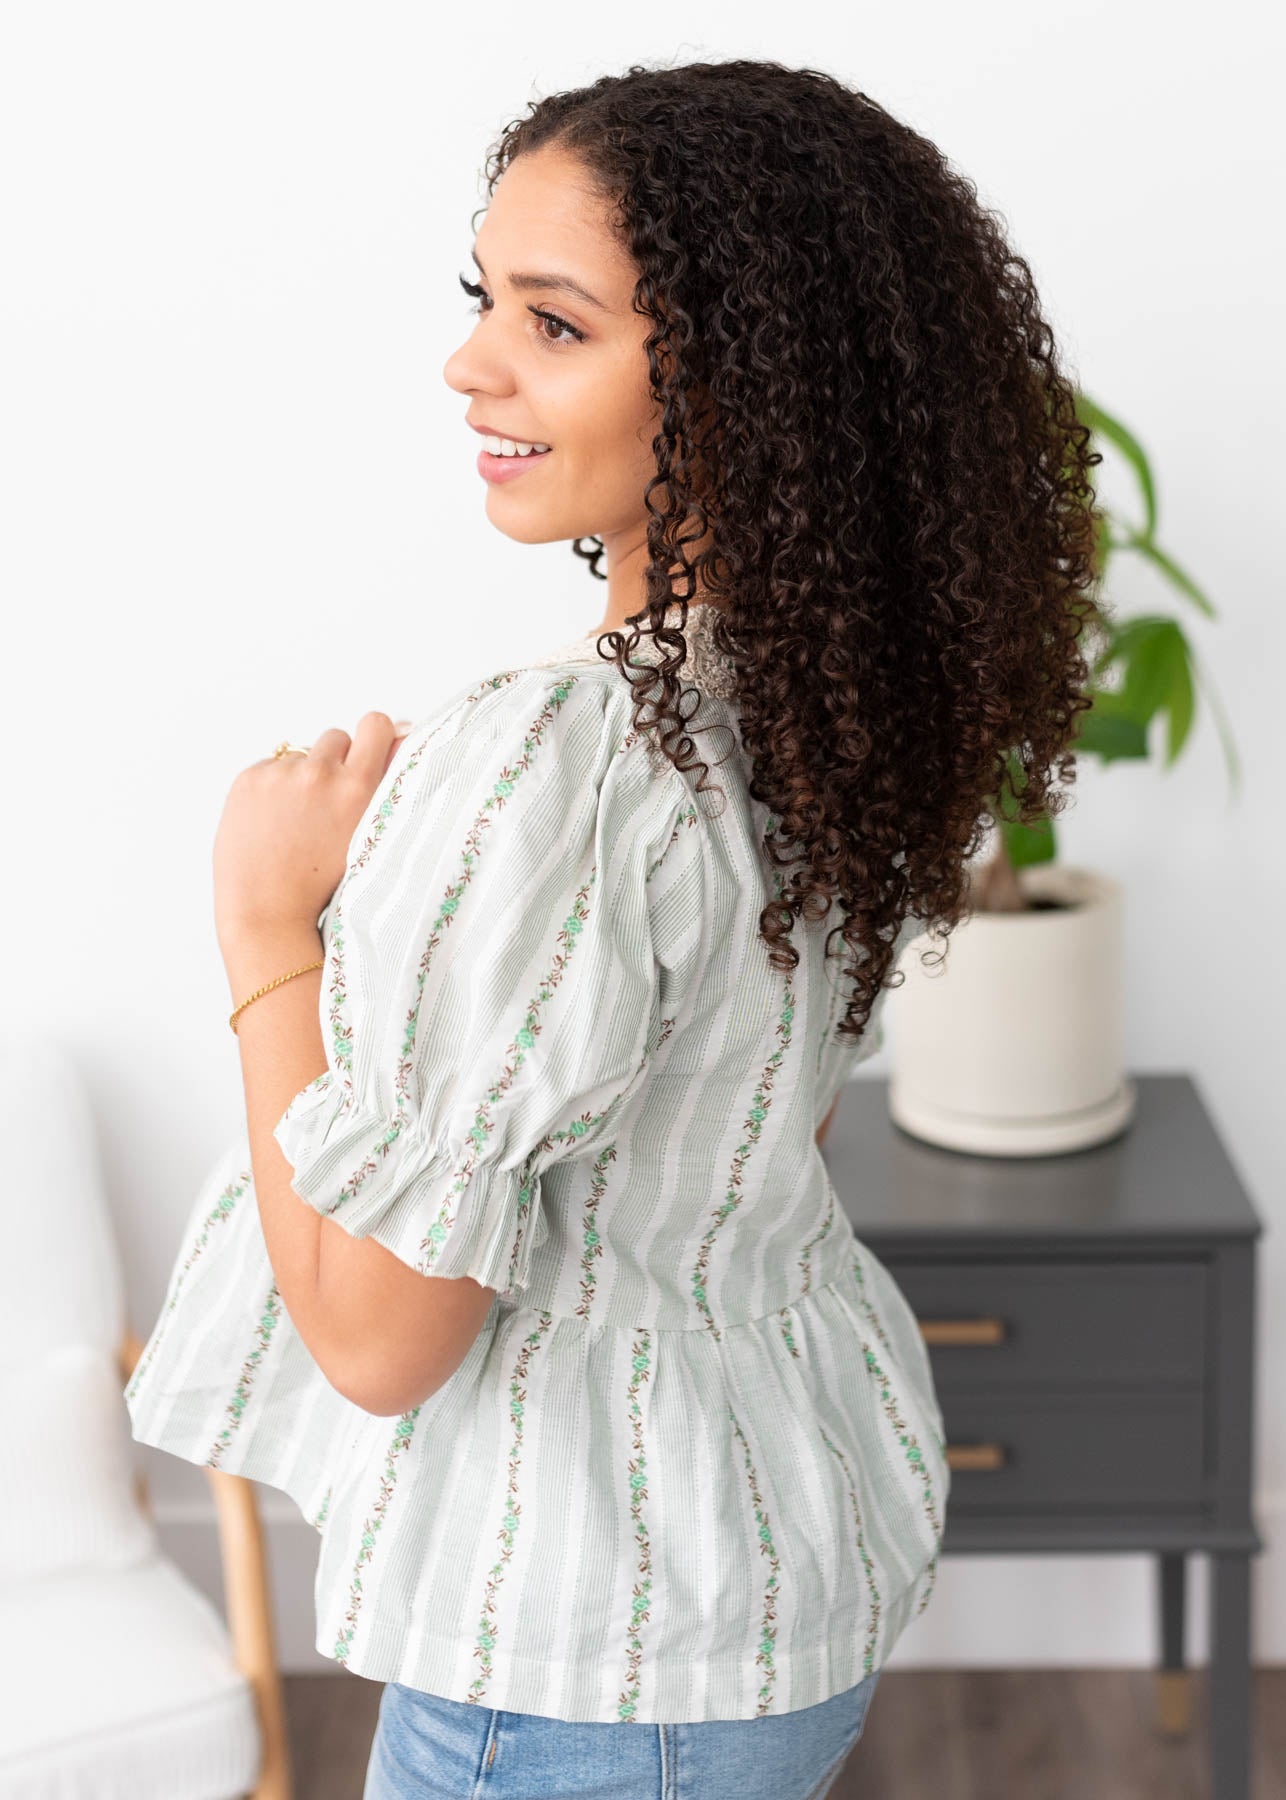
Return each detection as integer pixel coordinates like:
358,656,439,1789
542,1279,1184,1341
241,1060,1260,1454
214,711,412,948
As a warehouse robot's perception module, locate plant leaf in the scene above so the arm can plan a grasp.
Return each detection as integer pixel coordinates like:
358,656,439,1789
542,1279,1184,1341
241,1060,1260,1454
1163,644,1195,766
1131,537,1217,620
1076,393,1158,538
999,812,1056,868
1074,693,1151,761
1188,655,1245,798
1116,617,1189,720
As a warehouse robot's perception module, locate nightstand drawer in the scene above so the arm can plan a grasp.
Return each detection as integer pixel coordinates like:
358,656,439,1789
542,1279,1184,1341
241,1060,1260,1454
883,1256,1207,1387
941,1387,1207,1510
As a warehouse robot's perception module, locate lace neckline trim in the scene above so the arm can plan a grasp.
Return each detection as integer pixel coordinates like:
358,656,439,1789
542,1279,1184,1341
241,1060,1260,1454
524,602,738,700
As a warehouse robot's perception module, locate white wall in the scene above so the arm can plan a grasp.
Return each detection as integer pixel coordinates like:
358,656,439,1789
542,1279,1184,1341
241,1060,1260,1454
3,0,1281,1671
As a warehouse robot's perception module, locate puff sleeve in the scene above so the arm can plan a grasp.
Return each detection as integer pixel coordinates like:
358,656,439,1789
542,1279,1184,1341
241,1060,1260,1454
272,665,692,1301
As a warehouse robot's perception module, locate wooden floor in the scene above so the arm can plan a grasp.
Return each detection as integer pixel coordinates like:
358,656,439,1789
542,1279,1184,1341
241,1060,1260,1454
282,1667,1286,1798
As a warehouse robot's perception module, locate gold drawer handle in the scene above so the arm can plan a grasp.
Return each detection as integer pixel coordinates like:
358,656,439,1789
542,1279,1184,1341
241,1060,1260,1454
919,1315,1007,1347
946,1442,1007,1472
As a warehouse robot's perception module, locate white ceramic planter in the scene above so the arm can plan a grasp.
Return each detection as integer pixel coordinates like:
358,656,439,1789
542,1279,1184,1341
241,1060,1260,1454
887,863,1136,1156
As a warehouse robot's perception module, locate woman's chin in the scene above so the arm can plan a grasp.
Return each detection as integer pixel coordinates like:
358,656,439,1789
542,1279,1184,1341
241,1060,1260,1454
482,494,587,547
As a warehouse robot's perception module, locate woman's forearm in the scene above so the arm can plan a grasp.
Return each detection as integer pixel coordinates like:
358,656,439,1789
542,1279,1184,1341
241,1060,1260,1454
221,922,360,1396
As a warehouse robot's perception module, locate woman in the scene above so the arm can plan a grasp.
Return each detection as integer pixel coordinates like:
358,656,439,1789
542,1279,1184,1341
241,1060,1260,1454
126,56,1099,1800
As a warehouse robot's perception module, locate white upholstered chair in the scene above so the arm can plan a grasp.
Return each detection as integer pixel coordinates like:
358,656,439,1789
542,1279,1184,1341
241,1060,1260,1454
0,1036,293,1800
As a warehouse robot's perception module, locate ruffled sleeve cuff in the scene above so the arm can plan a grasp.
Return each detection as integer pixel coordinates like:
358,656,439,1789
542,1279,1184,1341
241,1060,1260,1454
272,1071,549,1299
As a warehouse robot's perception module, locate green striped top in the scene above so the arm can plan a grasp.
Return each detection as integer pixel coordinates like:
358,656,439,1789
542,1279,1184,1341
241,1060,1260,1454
124,602,949,1724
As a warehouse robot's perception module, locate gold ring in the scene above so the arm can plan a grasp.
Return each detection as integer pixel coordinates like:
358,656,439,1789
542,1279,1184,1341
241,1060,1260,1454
271,741,312,759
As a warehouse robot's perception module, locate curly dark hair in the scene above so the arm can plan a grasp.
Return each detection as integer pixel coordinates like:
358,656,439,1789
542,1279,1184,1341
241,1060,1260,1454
478,56,1102,1044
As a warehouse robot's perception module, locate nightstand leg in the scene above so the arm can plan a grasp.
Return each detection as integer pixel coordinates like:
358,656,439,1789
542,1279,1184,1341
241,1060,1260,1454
1211,1550,1252,1800
1155,1552,1191,1735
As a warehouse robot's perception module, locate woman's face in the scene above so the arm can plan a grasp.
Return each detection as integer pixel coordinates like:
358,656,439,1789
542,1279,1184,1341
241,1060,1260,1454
442,145,662,556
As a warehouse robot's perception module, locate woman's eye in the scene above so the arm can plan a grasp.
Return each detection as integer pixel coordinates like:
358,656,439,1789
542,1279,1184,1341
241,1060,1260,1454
457,273,586,349
459,273,490,314
529,307,586,348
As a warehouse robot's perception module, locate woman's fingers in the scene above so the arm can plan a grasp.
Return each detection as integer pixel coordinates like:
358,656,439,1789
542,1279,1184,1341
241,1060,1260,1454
381,719,414,778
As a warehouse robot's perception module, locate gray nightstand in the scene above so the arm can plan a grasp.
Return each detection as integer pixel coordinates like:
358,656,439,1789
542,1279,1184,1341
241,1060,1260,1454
825,1073,1265,1800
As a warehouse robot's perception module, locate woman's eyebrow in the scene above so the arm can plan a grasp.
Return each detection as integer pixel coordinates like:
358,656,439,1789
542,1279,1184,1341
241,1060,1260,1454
470,247,608,312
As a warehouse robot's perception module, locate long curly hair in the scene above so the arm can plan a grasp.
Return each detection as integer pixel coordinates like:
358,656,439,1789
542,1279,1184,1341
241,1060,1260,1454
479,57,1102,1044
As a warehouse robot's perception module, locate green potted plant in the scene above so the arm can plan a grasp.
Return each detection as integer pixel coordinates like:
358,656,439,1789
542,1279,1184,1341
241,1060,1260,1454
889,396,1240,1156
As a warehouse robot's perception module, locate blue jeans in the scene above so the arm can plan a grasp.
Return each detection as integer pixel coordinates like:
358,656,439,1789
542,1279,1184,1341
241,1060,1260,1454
361,1669,881,1799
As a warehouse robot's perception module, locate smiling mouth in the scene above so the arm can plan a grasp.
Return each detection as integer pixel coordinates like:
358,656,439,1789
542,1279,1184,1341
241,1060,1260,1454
477,445,554,482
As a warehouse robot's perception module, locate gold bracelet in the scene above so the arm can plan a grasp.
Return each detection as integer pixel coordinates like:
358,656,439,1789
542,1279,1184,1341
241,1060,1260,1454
229,959,326,1035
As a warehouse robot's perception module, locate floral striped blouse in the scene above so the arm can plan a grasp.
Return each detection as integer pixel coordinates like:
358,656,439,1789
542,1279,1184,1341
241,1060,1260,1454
124,602,949,1725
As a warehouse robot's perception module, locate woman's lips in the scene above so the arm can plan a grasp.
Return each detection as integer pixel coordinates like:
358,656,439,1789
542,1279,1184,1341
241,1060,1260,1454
477,447,553,484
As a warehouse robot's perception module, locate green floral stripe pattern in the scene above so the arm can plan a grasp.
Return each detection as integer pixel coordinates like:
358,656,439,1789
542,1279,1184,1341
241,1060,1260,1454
333,1407,422,1665
327,672,524,1100
818,1422,884,1676
208,1283,285,1468
466,1312,555,1702
123,1167,251,1403
692,830,796,1342
851,1244,945,1615
122,650,948,1724
298,675,587,1243
617,1329,654,1720
416,867,595,1278
777,1304,883,1673
729,1407,782,1717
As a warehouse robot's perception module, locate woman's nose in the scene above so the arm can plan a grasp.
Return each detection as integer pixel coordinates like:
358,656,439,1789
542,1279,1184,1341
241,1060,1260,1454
443,336,491,395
